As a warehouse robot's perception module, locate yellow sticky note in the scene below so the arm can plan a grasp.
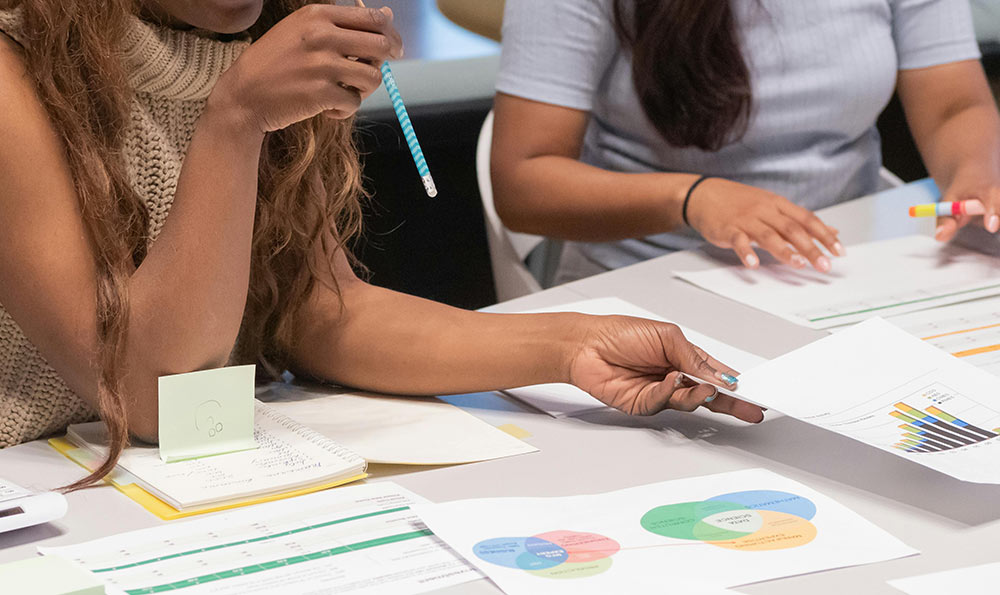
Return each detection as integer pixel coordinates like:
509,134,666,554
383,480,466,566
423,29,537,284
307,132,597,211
157,365,257,463
0,556,105,595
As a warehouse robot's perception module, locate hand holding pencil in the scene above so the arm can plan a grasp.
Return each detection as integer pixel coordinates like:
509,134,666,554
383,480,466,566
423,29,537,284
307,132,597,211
355,0,439,197
211,3,402,132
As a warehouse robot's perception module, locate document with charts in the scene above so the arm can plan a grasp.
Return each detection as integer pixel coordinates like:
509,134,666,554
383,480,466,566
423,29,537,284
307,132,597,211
39,482,481,595
891,296,1000,377
737,318,1000,483
503,298,766,417
674,235,1000,329
414,468,915,594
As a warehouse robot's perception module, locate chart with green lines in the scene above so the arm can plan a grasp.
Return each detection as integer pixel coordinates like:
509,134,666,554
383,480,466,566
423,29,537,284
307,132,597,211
39,483,479,595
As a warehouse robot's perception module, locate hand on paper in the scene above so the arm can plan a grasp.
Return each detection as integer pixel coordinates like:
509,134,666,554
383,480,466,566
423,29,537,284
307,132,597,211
568,316,765,422
212,4,403,132
685,177,843,272
935,172,1000,242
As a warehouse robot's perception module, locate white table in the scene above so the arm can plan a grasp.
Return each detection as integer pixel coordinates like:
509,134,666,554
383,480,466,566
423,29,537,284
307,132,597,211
3,182,999,594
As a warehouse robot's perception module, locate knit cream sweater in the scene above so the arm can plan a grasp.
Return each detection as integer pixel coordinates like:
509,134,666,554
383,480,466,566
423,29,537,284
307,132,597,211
0,9,249,447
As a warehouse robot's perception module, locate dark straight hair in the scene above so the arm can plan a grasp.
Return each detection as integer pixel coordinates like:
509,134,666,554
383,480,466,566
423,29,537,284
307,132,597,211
613,0,753,152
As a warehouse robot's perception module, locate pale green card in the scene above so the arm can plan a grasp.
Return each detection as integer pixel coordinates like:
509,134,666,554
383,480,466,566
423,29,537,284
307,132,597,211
0,556,106,595
157,364,257,463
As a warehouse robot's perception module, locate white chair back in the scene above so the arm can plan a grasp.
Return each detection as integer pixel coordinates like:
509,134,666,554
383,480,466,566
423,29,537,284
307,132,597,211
476,111,545,301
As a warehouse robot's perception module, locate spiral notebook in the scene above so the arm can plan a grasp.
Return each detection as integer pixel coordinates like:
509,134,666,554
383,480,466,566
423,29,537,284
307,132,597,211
51,401,367,519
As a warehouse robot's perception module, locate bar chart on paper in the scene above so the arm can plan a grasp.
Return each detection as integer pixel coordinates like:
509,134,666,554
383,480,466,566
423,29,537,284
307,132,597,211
819,381,1000,460
892,297,1000,377
735,319,1000,483
890,399,999,454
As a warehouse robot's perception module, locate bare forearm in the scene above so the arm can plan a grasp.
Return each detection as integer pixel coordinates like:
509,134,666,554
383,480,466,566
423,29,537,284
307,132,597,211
915,102,1000,187
128,101,264,374
495,155,697,242
291,282,584,395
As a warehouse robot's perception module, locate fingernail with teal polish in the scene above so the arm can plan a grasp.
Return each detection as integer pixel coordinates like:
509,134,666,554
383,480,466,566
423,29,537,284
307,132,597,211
704,392,718,403
719,373,738,385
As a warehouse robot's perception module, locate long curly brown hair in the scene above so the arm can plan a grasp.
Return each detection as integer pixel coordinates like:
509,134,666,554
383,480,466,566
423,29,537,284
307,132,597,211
7,0,364,490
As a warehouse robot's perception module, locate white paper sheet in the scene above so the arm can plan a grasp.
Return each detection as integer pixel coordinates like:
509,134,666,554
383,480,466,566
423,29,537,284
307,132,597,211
414,468,916,593
502,298,766,417
737,318,1000,483
888,562,1000,594
259,385,538,465
674,235,1000,329
40,482,481,595
890,296,1000,377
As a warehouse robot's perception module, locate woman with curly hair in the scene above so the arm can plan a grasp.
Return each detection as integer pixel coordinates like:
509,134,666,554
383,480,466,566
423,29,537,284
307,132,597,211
0,0,763,488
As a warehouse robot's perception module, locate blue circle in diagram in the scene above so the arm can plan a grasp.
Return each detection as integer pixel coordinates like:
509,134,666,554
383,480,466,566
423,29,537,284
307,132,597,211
706,490,816,521
474,537,567,571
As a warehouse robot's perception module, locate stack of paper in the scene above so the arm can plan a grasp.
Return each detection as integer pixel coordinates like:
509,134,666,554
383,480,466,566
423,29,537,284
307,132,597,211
57,401,366,516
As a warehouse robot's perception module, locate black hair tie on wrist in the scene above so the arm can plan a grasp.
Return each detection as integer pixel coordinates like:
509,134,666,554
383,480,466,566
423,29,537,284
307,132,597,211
682,175,716,227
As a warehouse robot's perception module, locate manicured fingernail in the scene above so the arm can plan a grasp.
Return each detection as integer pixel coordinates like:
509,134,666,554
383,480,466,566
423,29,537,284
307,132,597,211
833,242,845,257
704,389,718,403
990,215,999,233
745,254,759,269
816,256,831,273
791,254,808,268
674,374,684,388
718,372,738,385
935,225,946,241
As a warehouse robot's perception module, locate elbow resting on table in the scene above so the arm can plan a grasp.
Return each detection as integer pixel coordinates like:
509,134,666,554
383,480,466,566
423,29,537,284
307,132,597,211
120,344,236,445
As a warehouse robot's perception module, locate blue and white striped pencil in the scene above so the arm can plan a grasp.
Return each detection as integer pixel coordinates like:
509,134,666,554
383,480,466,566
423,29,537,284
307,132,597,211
355,0,438,198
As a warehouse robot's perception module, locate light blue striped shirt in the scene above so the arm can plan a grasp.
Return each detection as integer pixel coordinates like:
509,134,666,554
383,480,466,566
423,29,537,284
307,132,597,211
497,0,982,275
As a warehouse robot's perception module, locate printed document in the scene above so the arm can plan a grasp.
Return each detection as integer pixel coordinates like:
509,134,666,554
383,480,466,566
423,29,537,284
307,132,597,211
891,296,1000,377
260,386,538,465
40,482,481,595
415,468,915,593
737,318,1000,483
674,235,1000,329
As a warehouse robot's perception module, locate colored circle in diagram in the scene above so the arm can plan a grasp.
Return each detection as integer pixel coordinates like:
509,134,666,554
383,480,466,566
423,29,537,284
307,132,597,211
474,531,620,579
640,490,818,551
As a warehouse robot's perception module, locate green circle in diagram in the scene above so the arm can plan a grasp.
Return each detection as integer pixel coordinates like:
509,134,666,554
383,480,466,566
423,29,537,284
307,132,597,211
640,500,749,541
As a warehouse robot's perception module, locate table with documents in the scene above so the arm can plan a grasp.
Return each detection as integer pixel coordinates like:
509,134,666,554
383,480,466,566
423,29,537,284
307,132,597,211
2,181,999,595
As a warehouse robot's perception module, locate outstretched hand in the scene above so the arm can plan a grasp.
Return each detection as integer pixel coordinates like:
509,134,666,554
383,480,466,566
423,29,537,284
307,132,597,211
568,315,765,423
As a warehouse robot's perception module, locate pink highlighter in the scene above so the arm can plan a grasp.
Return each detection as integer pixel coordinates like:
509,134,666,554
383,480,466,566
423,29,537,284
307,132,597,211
909,200,985,218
